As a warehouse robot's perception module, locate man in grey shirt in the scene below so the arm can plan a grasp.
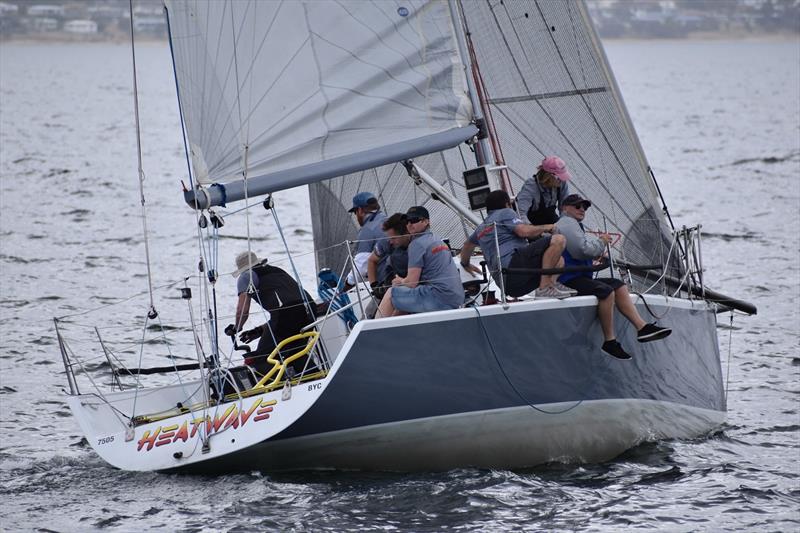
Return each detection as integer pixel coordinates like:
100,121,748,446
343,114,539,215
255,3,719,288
459,190,574,299
377,206,463,316
557,194,672,360
346,191,388,286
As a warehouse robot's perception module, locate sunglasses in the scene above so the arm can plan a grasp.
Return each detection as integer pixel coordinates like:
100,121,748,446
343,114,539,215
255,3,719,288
406,217,423,224
569,203,589,210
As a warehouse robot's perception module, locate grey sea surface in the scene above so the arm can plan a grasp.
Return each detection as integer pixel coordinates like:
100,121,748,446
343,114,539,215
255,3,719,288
0,38,798,531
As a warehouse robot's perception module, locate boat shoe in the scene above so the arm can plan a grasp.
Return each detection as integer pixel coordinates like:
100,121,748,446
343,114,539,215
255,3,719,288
637,323,672,343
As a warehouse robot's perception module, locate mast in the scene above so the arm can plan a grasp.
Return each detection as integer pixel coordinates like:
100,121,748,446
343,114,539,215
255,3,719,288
449,0,493,168
449,0,514,194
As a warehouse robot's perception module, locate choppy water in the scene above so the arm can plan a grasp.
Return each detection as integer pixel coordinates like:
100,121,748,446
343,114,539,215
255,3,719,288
1,38,798,531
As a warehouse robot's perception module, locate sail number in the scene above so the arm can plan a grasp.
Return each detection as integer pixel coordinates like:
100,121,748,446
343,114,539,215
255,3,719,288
97,436,115,445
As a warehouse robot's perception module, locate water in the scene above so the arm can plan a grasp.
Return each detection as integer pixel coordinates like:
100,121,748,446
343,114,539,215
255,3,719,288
1,38,798,531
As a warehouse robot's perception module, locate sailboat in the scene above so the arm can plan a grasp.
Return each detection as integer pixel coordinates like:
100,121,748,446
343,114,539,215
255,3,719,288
60,0,756,472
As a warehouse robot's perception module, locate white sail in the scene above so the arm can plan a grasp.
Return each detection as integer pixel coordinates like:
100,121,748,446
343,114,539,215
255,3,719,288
164,0,474,204
311,0,678,286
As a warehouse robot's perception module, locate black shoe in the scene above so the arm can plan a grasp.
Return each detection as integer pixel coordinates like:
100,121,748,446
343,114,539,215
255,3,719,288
637,323,672,343
602,339,632,360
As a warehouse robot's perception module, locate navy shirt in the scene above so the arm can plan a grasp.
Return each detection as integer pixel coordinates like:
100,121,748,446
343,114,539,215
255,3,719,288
374,238,408,280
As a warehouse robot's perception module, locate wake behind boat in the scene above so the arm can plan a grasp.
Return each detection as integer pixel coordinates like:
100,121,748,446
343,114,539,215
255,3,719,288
59,0,755,473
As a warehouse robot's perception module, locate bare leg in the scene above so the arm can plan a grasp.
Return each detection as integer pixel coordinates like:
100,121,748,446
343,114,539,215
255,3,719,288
376,288,395,318
597,291,616,341
538,234,566,289
613,285,647,330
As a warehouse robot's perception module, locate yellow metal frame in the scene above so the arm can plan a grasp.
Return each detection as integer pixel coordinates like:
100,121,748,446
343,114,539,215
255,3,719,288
130,332,323,425
252,331,319,388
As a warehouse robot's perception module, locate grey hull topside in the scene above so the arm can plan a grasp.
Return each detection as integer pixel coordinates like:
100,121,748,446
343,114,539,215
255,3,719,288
168,296,724,473
277,296,724,440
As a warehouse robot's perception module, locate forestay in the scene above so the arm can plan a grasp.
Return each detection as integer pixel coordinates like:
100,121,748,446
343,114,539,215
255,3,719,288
164,0,475,205
311,0,679,290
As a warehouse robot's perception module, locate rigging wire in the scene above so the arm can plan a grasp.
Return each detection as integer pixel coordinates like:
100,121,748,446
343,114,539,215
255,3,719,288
164,3,195,191
128,0,157,320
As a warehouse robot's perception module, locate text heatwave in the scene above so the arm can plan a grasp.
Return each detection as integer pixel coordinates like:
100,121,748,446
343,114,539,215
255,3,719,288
136,398,276,452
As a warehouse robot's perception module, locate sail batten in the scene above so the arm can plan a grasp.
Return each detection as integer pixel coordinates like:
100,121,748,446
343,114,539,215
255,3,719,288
489,87,607,104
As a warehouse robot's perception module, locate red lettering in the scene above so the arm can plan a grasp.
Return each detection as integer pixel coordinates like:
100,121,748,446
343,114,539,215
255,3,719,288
224,406,240,430
190,417,207,438
239,399,262,426
137,427,160,452
155,425,178,447
211,405,236,433
254,405,273,422
173,421,189,443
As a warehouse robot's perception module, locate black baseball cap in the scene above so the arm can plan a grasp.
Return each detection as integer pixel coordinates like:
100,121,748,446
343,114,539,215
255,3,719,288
561,194,591,209
405,206,429,220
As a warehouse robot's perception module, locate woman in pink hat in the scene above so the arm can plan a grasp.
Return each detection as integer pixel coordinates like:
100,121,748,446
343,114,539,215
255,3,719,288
515,156,571,226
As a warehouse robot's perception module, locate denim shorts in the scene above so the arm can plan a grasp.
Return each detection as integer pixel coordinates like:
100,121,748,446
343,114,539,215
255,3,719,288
391,284,455,313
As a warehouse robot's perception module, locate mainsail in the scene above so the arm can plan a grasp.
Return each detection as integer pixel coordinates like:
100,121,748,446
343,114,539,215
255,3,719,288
166,0,678,289
310,0,677,288
164,0,476,207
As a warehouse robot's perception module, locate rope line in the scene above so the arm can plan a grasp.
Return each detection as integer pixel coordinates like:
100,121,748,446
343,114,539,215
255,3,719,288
472,306,584,415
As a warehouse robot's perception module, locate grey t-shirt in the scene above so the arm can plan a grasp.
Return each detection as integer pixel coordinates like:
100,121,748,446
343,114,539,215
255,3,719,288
355,211,388,254
408,230,463,308
555,214,606,260
349,210,388,283
468,207,528,272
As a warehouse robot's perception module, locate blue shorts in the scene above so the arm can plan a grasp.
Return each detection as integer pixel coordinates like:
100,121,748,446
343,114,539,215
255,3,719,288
391,284,457,313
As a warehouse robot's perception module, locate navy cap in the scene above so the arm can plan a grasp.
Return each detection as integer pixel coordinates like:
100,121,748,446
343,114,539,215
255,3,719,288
405,205,430,220
561,194,591,209
348,191,377,213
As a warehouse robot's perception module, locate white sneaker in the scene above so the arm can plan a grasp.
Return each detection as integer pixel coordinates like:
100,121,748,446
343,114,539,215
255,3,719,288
553,282,578,296
534,285,573,299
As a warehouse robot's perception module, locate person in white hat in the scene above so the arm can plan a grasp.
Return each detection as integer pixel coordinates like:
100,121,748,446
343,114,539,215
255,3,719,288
231,251,316,375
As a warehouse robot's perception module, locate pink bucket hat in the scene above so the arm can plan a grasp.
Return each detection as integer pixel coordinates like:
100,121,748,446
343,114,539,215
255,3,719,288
538,156,571,182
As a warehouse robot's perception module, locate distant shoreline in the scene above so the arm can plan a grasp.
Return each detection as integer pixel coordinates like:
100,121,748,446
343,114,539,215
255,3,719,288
603,30,799,42
0,33,166,44
2,30,797,45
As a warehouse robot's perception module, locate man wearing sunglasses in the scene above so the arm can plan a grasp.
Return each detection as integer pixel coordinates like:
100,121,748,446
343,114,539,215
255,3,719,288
558,194,672,360
377,206,463,317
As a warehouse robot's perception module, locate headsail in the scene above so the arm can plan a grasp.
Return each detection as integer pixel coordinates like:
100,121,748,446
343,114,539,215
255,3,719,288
164,0,475,207
311,0,679,287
